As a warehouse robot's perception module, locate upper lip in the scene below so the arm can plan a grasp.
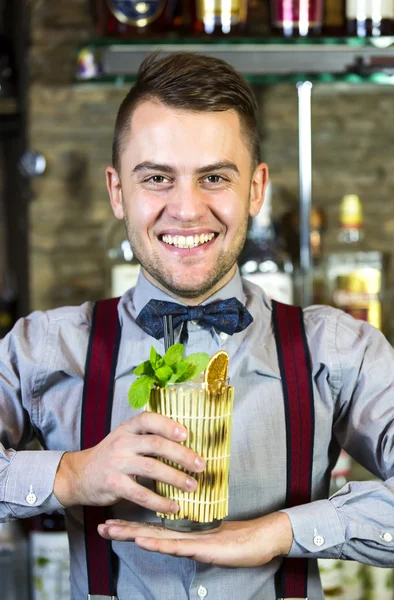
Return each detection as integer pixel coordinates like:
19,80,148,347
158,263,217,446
158,229,218,237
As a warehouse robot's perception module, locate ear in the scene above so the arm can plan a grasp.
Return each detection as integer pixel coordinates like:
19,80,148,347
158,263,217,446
106,166,124,220
249,163,269,217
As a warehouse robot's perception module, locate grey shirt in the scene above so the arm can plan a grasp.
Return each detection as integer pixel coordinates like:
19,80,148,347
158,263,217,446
1,269,394,600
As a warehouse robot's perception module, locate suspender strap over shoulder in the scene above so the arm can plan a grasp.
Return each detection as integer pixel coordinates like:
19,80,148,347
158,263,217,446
81,297,121,600
272,300,315,600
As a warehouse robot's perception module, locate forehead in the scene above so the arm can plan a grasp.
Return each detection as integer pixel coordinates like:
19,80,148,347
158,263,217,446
121,100,250,171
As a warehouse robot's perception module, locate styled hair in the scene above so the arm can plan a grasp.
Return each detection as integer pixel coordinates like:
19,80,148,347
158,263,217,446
112,52,261,172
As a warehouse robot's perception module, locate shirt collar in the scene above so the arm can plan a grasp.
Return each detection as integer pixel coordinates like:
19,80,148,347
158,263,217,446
118,268,248,343
124,268,246,316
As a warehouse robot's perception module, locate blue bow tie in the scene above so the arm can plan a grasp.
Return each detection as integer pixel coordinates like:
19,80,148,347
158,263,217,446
136,297,253,340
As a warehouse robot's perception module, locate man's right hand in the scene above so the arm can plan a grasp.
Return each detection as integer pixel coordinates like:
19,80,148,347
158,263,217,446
53,412,206,515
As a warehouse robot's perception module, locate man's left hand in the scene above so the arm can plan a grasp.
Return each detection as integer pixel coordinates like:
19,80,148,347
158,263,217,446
98,512,293,567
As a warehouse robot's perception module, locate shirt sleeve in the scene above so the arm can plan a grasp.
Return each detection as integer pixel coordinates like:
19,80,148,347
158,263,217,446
0,312,66,520
281,310,394,566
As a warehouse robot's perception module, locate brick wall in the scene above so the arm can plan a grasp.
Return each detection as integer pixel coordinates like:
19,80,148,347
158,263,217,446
29,1,394,333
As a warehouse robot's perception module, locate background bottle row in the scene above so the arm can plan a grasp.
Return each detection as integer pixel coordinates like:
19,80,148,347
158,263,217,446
92,0,394,40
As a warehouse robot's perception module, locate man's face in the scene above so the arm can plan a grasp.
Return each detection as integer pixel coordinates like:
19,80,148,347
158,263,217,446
107,100,267,304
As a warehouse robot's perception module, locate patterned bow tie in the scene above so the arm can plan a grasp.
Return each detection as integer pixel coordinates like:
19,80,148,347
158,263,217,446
136,297,253,340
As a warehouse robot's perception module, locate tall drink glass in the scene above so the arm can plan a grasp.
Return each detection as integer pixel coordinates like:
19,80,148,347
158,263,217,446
148,379,234,532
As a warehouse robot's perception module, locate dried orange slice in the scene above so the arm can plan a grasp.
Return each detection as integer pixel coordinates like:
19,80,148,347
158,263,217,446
204,350,229,384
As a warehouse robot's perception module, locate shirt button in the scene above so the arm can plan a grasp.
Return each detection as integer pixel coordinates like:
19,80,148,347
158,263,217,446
190,319,199,326
382,532,393,542
219,332,228,341
26,491,37,505
197,586,208,598
313,534,325,547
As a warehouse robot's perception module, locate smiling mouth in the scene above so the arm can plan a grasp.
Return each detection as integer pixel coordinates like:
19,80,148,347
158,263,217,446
161,233,215,249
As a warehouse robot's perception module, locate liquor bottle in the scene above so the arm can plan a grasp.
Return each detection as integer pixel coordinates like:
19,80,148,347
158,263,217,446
0,1,18,117
26,511,71,600
323,0,346,35
325,194,386,332
270,0,324,36
246,0,271,36
239,182,294,304
346,0,394,36
364,563,394,599
192,0,248,35
94,0,185,38
107,220,140,297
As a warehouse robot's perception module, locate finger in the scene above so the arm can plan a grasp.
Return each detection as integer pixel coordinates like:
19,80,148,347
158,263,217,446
125,411,188,442
135,536,209,562
126,456,199,492
132,436,205,473
115,475,179,515
98,520,211,541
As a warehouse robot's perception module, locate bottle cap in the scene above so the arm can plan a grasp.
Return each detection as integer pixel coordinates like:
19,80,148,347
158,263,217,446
340,194,362,228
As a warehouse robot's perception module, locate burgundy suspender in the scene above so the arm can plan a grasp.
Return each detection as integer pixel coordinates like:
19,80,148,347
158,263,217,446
81,298,314,600
81,297,121,600
272,300,315,600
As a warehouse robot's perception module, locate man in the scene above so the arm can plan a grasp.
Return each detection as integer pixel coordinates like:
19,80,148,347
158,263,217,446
1,52,394,600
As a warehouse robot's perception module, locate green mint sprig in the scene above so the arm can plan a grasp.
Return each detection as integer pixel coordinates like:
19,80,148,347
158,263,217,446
128,343,209,410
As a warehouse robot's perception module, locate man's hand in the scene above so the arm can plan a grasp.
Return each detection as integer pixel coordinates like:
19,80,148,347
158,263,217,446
97,512,293,567
53,412,205,515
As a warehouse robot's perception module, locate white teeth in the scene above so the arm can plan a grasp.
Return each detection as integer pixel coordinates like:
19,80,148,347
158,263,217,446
162,233,215,248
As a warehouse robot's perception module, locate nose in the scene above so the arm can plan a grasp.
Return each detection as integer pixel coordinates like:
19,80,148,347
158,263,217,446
166,182,207,223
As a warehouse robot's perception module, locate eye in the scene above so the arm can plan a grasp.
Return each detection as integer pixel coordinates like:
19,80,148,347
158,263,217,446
204,175,226,184
146,175,169,184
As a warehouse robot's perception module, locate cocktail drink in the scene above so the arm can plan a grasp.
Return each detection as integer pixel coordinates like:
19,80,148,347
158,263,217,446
148,377,234,531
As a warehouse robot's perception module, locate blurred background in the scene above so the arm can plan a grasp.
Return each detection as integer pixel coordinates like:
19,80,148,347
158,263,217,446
1,0,394,598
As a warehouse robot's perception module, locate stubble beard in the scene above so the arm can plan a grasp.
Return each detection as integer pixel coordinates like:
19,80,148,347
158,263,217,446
124,213,249,300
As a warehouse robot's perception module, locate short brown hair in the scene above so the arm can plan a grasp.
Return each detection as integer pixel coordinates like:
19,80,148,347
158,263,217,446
112,52,260,172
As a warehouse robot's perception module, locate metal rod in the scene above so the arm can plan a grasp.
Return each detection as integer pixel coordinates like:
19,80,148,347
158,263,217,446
297,80,313,307
163,315,174,351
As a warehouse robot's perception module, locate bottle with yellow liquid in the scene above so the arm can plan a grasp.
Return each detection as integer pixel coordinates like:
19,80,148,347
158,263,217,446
326,194,389,336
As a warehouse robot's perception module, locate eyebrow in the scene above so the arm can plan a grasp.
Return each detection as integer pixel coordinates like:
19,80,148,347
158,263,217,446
131,161,240,176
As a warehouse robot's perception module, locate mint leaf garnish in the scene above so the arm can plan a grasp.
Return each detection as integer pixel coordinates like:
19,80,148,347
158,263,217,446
128,375,156,410
150,346,161,369
134,360,154,377
163,343,184,368
184,352,210,376
154,365,173,385
128,343,210,410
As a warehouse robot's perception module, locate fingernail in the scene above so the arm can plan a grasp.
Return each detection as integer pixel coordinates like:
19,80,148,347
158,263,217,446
175,427,187,441
170,502,179,513
106,519,122,524
186,477,198,491
194,456,205,470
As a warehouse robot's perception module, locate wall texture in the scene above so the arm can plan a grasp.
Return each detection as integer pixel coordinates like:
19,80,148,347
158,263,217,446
29,1,394,329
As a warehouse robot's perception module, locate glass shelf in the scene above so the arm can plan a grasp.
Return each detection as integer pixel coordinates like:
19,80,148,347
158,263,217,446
75,36,394,85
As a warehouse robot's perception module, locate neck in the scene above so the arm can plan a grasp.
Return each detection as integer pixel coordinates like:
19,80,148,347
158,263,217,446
141,265,237,305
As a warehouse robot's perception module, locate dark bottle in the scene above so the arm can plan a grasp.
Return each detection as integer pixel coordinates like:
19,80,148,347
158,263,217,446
246,0,271,36
94,0,185,38
322,0,346,35
0,0,18,116
270,0,324,36
239,182,294,304
0,165,17,339
346,0,394,36
191,0,248,35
